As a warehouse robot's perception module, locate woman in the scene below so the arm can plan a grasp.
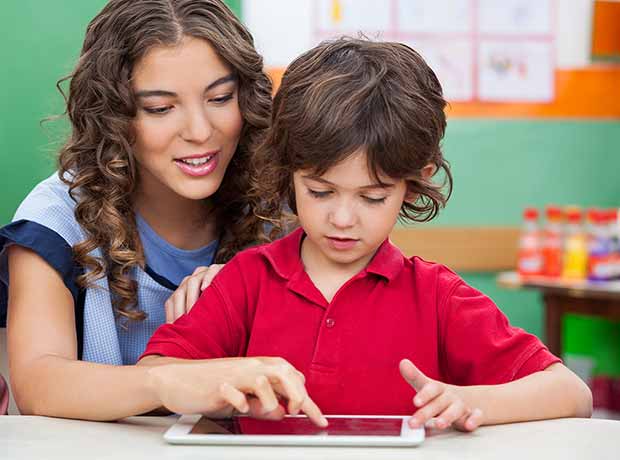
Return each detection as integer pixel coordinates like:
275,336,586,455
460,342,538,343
0,0,315,421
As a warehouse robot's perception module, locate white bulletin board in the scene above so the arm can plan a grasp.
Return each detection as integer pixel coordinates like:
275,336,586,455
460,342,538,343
244,0,557,102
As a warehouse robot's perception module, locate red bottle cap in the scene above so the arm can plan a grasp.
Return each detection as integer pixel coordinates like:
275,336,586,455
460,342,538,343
523,207,539,220
545,205,563,221
587,208,601,223
565,206,582,223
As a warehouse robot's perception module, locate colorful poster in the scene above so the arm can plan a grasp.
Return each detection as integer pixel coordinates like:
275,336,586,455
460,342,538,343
405,39,474,101
397,0,472,35
478,40,554,101
478,0,553,35
316,0,390,34
242,0,556,102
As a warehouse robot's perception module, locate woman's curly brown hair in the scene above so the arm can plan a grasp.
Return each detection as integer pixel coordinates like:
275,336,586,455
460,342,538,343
57,0,272,321
250,37,452,237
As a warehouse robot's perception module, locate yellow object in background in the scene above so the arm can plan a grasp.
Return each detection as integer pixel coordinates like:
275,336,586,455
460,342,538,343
562,207,588,280
331,0,342,24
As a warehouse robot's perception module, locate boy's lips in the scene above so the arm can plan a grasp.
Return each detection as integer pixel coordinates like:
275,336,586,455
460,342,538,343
326,236,359,250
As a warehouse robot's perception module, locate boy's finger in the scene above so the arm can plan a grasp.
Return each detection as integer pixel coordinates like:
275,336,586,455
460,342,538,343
219,382,249,414
413,381,442,407
408,393,450,429
252,375,280,413
269,371,305,415
399,359,430,392
462,408,484,432
300,396,328,428
435,401,467,430
247,398,286,420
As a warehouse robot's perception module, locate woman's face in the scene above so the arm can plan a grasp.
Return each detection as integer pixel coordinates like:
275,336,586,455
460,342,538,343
131,36,243,204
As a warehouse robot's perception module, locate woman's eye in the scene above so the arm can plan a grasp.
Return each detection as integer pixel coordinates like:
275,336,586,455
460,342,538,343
143,106,172,115
210,93,234,104
308,189,332,199
362,195,387,205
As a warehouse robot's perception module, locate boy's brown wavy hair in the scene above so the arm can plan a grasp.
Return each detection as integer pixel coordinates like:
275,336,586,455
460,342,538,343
57,0,272,321
251,37,452,237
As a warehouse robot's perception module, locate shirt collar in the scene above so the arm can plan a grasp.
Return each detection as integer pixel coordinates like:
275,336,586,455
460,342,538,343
364,237,405,282
259,227,306,280
259,227,405,282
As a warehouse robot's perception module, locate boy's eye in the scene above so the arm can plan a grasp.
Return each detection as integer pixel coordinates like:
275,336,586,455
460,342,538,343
362,195,387,205
308,189,332,199
210,93,234,104
143,105,173,115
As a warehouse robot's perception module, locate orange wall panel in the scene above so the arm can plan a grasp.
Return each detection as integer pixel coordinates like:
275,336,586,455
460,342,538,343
267,66,620,119
592,0,620,57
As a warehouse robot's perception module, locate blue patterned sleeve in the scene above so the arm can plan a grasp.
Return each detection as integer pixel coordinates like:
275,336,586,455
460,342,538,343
0,220,81,327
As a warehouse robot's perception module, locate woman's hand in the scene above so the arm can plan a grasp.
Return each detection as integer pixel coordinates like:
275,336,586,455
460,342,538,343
165,264,224,323
143,356,328,427
399,359,483,432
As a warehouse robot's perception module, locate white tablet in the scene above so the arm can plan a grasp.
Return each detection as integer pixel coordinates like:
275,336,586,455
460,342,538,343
164,414,424,447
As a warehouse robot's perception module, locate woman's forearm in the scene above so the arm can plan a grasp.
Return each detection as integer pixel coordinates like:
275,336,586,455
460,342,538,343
458,363,592,425
13,355,162,420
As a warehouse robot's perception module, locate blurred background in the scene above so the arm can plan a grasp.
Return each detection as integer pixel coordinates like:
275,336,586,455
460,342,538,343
1,0,619,415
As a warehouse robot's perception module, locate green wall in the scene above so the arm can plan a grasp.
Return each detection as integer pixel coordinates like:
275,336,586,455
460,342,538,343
1,1,109,225
2,2,620,372
436,120,620,226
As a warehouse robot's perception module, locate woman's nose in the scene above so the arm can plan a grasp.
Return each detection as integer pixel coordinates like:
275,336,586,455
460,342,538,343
181,107,213,143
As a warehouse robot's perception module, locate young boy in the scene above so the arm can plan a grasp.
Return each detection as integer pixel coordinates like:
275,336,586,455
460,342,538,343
138,38,592,431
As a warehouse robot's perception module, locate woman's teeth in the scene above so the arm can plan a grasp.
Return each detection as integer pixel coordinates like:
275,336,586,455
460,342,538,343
179,155,213,166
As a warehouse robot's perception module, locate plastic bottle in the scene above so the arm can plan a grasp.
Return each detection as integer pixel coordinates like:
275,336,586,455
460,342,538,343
587,208,611,281
605,208,620,280
562,206,588,280
517,207,543,277
541,205,564,278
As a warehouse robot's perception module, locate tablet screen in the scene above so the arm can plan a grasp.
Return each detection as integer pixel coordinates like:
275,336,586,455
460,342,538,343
190,416,404,436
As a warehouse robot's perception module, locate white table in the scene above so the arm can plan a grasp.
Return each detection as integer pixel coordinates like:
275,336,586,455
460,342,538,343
1,415,619,459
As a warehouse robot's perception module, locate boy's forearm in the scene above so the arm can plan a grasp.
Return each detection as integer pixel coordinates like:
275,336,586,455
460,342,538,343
457,363,592,425
14,355,162,420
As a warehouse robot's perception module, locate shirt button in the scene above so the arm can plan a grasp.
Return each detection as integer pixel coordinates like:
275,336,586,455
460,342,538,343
325,318,336,328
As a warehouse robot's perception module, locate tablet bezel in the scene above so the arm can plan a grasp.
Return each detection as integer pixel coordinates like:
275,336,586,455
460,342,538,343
164,414,425,447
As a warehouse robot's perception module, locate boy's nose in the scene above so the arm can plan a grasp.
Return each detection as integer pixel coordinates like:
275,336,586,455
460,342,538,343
329,202,357,229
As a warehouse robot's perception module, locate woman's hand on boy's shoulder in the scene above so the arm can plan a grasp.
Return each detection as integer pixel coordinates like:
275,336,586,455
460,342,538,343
165,264,225,323
399,359,484,432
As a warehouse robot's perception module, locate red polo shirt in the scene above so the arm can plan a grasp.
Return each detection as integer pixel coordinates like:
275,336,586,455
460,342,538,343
142,228,560,415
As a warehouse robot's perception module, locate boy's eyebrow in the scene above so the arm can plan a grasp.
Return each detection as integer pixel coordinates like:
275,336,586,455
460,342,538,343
134,73,237,98
302,175,395,190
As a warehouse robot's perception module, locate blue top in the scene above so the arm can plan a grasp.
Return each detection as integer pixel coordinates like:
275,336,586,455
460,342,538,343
0,173,217,365
136,213,218,287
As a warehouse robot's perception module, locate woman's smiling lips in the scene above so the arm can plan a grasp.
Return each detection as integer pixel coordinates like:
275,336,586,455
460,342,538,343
174,151,220,177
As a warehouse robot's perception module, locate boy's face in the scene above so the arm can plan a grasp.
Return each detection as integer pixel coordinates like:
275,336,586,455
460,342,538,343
294,150,408,273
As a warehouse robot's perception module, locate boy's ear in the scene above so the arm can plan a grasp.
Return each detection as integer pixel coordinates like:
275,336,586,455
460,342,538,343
404,163,436,203
421,162,437,180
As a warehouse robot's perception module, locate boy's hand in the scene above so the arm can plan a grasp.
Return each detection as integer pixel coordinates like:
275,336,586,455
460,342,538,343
146,356,328,427
399,359,484,432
